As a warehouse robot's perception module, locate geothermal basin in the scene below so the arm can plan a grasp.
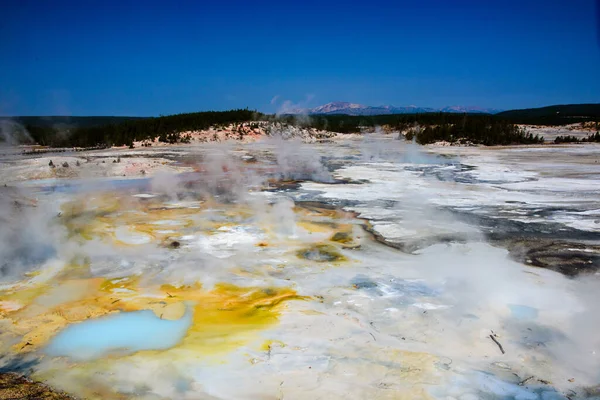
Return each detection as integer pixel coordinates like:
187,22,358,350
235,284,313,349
0,136,599,399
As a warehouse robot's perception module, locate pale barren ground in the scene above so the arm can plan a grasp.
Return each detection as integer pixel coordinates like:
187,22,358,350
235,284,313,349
0,130,599,400
519,122,598,142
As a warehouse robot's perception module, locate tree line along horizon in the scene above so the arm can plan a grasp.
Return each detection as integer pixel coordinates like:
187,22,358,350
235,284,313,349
3,107,600,148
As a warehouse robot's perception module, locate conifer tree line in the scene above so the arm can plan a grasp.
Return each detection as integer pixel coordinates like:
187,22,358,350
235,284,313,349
5,108,600,147
554,132,600,144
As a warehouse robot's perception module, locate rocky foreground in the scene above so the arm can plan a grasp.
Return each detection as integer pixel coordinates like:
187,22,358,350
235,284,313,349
0,373,74,399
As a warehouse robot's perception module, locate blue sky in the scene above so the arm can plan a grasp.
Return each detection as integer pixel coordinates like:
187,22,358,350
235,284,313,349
1,0,599,116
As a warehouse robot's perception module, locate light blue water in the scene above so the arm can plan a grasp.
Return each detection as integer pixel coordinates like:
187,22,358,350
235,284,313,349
508,304,539,321
46,305,193,360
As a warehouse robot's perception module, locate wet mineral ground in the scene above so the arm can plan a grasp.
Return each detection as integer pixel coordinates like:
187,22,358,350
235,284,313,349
0,135,599,399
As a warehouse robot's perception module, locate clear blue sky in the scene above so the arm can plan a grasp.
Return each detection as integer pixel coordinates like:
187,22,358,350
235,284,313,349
1,0,599,116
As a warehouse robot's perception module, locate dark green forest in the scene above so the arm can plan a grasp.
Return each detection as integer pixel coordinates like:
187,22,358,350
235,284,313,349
554,132,600,144
2,103,599,148
281,113,545,144
15,109,263,147
279,113,485,133
0,111,546,147
496,103,600,125
405,120,544,145
15,111,543,147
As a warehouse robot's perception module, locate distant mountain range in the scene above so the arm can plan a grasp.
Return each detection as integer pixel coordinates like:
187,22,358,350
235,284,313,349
285,102,503,115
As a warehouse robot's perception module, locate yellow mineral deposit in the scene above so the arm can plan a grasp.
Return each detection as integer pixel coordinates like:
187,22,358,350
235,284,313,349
0,169,463,400
7,279,304,399
1,193,350,365
6,275,303,354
